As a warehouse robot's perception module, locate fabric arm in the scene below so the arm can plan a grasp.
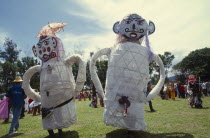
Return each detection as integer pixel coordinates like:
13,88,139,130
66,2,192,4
146,54,166,101
22,65,41,102
90,48,111,99
65,54,86,94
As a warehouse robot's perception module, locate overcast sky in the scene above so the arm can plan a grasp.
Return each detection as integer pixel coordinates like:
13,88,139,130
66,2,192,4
0,0,210,75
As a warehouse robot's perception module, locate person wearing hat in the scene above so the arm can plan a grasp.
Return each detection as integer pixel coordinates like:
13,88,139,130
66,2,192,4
6,76,25,136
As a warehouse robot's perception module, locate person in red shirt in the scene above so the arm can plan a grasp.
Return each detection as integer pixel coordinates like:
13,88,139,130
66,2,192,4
180,84,186,98
28,98,33,114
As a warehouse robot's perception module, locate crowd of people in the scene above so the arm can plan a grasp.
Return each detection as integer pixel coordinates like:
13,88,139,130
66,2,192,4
76,91,104,108
0,76,41,135
76,80,210,111
158,81,210,108
0,75,209,136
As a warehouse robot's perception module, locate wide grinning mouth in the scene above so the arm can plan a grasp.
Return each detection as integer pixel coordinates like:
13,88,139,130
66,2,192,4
129,33,137,38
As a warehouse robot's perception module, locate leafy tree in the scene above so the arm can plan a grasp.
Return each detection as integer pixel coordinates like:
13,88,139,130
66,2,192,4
16,57,40,89
150,52,175,84
0,37,21,63
72,63,79,81
173,47,210,81
0,38,21,93
95,60,108,89
17,57,39,75
159,52,175,73
0,61,17,92
85,61,93,91
84,60,108,92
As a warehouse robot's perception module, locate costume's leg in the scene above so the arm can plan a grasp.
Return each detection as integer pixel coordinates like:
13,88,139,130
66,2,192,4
33,106,37,116
149,101,155,112
127,130,136,136
48,130,54,137
58,129,63,135
37,105,41,114
28,105,31,114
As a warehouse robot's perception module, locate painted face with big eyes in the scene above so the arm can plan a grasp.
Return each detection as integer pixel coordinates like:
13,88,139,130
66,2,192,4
120,14,147,40
32,36,57,62
113,14,155,41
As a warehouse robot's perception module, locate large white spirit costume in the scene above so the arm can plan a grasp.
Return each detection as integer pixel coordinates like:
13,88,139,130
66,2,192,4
90,14,165,130
22,23,86,132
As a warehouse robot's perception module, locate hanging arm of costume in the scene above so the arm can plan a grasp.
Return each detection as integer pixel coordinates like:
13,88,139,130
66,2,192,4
90,48,111,99
146,54,166,102
22,65,41,102
65,54,86,93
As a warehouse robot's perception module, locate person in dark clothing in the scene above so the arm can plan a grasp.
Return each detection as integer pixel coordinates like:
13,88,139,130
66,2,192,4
180,84,186,98
177,82,182,98
19,101,25,119
92,92,98,108
6,76,25,136
159,86,165,100
189,81,203,108
147,82,155,112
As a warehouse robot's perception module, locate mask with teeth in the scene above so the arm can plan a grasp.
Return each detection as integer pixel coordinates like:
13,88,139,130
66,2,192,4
113,14,155,41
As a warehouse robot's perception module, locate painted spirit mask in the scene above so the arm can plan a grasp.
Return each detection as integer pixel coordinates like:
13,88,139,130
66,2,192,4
113,14,155,41
32,36,57,62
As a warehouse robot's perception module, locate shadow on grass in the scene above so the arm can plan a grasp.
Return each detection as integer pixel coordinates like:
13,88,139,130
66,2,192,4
145,110,157,113
190,107,210,110
44,130,79,138
0,132,23,138
106,129,194,138
201,107,210,109
0,121,11,124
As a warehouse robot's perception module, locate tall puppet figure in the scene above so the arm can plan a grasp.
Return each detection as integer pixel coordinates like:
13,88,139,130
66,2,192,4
90,14,165,131
22,23,86,137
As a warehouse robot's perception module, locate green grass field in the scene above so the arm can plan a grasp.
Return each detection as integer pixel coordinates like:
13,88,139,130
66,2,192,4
0,96,210,138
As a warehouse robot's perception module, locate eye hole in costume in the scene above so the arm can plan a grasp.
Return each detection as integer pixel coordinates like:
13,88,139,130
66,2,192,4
44,41,49,45
125,20,131,24
37,44,41,48
47,47,51,52
39,50,42,55
125,28,129,32
140,29,144,33
136,20,144,25
42,47,46,52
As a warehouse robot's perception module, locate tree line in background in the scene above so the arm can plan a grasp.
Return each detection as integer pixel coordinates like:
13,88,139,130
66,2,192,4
173,47,210,83
0,37,209,93
0,38,40,93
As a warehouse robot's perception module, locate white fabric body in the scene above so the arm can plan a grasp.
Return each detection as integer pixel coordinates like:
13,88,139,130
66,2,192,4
40,59,75,108
104,42,149,130
29,101,41,108
90,42,165,130
22,54,86,130
42,99,77,130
